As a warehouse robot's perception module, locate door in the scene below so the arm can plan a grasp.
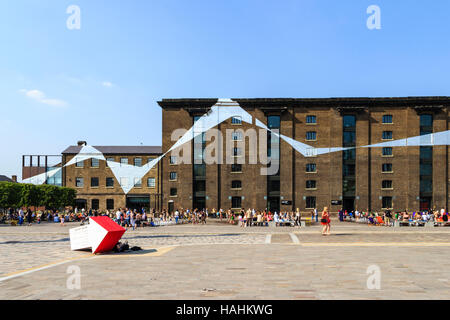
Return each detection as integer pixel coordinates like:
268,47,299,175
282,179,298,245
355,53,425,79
267,197,280,213
343,197,355,212
168,201,174,214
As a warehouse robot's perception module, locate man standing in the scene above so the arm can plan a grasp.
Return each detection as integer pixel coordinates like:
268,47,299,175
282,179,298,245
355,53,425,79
115,208,122,225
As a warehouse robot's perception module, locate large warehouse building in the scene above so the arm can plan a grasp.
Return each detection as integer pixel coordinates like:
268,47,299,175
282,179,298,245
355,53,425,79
158,97,450,213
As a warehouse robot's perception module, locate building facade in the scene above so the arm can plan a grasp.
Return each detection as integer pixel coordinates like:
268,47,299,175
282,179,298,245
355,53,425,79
60,143,163,211
158,97,450,213
20,143,163,211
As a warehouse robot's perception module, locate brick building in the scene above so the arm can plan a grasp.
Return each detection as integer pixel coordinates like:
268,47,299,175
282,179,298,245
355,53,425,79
158,97,450,213
61,143,163,211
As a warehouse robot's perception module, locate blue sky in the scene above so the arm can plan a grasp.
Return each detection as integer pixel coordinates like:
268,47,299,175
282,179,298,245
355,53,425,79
1,0,449,180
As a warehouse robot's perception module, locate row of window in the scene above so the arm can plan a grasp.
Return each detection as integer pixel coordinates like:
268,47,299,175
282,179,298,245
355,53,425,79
88,199,115,210
230,115,393,126
170,161,394,178
75,157,157,168
75,177,156,188
231,114,393,128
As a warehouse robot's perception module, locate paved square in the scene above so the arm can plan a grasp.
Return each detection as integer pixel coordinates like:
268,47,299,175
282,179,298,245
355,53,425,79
0,220,449,299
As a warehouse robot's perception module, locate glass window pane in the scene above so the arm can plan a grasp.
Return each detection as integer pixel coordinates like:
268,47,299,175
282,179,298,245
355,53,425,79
91,158,99,167
343,115,356,128
267,116,280,129
420,114,433,127
382,115,393,124
306,115,316,124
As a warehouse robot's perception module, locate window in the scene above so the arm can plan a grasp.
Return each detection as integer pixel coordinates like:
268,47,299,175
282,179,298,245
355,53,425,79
232,131,243,141
269,179,280,192
231,164,242,172
194,164,206,177
169,156,177,165
169,172,177,181
306,163,317,173
134,158,142,167
305,148,317,157
92,199,99,210
420,163,432,176
343,164,355,176
91,177,99,187
382,147,393,156
382,115,393,124
306,196,316,209
306,115,317,124
106,177,114,187
147,177,156,188
75,177,84,187
420,147,432,160
75,159,84,168
306,131,317,141
382,163,393,173
231,117,242,124
420,179,432,193
382,180,393,189
148,157,156,163
91,158,99,168
170,188,177,196
106,199,114,210
134,178,142,188
343,115,356,128
231,196,242,209
120,158,128,166
106,157,114,167
382,131,393,140
233,147,242,156
420,114,433,127
120,177,128,187
231,180,242,189
306,180,316,189
267,116,280,129
382,196,392,209
194,180,206,192
343,131,356,146
343,149,356,160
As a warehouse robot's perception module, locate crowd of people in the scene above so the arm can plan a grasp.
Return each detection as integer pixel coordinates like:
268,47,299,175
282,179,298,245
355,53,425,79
2,205,448,231
337,208,449,226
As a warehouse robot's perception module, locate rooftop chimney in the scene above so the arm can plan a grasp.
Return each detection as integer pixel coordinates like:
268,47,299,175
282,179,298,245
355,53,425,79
11,175,17,183
77,141,87,146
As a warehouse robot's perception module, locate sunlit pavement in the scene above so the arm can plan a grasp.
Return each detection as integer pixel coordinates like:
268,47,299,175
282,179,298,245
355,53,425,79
1,220,449,299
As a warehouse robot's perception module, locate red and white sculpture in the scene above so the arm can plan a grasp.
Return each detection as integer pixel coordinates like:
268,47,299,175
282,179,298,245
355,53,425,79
69,216,126,254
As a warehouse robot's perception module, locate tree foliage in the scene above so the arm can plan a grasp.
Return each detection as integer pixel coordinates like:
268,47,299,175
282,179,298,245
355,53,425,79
0,182,77,210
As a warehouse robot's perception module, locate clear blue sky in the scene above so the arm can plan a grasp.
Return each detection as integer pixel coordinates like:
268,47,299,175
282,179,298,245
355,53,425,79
1,0,449,180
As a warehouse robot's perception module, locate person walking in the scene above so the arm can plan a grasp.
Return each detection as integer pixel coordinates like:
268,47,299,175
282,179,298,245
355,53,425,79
26,209,33,226
321,207,331,236
130,210,136,231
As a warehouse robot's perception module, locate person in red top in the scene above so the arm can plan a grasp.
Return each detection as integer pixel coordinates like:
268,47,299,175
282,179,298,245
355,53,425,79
321,206,331,236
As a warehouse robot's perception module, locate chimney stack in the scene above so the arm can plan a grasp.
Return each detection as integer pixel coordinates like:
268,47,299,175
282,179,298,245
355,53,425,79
77,141,87,146
11,175,17,183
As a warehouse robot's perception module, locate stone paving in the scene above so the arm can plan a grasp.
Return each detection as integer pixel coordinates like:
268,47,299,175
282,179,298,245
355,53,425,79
0,220,449,299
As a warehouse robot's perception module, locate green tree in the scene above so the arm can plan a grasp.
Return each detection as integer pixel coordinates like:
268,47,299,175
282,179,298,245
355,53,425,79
20,184,42,210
